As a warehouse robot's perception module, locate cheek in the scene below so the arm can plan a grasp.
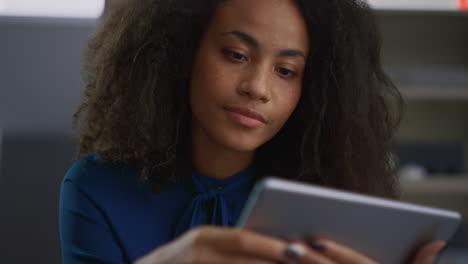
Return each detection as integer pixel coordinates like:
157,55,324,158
191,57,237,102
274,87,302,123
208,66,237,96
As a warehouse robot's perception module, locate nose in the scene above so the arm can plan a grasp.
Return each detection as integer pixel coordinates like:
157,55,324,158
237,66,271,103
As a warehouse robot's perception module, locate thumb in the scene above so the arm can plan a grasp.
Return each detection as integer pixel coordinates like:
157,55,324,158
411,240,447,264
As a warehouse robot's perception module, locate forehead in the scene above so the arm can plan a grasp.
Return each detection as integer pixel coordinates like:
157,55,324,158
208,0,309,53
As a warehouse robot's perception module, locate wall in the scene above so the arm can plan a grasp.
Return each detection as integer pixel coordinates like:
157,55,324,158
0,16,97,264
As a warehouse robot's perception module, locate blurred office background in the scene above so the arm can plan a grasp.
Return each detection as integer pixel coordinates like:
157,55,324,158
0,0,467,263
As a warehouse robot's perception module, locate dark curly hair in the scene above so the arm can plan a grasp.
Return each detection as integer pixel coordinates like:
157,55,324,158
73,0,403,198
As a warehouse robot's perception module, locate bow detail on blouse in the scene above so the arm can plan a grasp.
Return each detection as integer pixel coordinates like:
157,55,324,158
172,167,257,239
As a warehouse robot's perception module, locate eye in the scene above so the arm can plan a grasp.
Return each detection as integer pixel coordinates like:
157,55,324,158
222,49,247,62
276,67,297,79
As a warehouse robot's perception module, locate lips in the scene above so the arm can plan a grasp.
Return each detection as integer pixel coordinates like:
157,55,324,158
224,106,267,124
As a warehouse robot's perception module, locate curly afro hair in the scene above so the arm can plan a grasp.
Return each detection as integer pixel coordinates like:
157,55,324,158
73,0,403,198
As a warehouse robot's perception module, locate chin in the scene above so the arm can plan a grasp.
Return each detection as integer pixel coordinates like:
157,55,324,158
217,131,268,153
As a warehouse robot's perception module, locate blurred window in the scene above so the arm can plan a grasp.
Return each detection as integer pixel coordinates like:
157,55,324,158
0,0,105,18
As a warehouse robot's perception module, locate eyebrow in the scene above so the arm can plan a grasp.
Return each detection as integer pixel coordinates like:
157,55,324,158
220,30,306,61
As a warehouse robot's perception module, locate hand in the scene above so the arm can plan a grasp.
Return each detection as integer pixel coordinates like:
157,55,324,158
133,225,447,264
281,238,447,264
410,240,447,264
133,225,313,264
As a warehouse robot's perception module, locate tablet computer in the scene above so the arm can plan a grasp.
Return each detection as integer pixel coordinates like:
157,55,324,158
236,177,462,264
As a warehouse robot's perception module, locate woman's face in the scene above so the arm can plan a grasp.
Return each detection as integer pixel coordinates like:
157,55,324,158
190,0,309,153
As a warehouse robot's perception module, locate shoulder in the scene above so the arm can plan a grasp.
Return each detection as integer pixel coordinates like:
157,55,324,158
64,154,120,181
62,153,140,195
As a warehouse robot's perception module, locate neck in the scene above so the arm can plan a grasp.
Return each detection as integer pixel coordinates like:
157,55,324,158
192,126,254,180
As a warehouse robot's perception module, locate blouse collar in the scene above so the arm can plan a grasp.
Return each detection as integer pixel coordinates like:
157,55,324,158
172,165,259,239
190,166,256,194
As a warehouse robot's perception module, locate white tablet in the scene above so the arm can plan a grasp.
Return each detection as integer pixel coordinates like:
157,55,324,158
236,177,462,264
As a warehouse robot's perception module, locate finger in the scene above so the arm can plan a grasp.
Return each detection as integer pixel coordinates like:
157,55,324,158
411,240,446,264
193,245,279,264
222,254,278,264
197,226,293,263
306,239,379,264
285,242,338,264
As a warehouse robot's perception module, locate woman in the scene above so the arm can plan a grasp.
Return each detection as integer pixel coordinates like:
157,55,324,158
59,0,446,263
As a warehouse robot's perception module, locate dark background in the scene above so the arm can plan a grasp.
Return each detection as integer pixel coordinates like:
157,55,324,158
0,1,124,262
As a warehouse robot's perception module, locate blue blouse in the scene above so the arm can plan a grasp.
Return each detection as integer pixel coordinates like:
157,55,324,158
59,154,259,264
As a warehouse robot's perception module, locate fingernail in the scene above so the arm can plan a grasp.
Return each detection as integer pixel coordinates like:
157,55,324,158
307,240,326,252
284,243,306,260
